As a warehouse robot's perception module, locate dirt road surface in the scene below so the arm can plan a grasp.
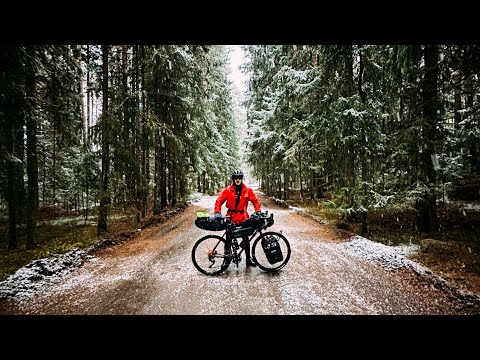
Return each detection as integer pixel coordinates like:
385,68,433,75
0,188,477,315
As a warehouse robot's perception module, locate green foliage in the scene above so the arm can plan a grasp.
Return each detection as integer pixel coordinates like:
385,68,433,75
243,44,480,235
322,200,337,209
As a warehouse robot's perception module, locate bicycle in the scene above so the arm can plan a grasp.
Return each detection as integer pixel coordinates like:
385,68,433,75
192,211,291,276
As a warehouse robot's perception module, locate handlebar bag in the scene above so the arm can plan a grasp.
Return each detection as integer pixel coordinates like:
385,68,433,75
195,212,227,231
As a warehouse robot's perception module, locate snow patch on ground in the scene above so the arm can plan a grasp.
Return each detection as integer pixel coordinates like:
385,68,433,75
189,193,215,212
187,192,204,204
0,248,92,301
283,203,429,275
343,235,429,275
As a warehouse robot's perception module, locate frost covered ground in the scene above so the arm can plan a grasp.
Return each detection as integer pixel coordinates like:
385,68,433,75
0,248,92,301
0,216,424,303
344,236,426,273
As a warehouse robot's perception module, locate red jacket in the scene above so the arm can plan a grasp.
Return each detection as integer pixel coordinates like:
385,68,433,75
214,183,261,225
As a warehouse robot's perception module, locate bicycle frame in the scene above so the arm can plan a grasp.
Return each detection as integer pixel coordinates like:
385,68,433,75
221,222,263,266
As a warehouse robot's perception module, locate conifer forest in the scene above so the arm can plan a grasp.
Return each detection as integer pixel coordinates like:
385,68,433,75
1,45,479,265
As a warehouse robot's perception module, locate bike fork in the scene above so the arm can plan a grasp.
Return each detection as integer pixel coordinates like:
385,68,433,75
230,238,242,267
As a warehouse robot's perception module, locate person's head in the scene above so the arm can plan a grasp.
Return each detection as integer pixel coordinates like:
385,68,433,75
231,169,244,185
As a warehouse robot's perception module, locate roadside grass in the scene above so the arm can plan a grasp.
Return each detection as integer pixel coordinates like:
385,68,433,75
278,186,480,295
0,210,140,281
0,202,172,282
283,190,480,276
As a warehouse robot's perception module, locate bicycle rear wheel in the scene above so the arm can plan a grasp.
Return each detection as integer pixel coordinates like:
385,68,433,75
192,235,231,276
252,231,291,272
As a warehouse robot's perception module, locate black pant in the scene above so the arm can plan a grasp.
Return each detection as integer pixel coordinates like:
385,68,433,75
243,237,252,260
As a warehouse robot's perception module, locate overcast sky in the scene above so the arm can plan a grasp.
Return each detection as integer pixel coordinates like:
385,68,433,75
227,45,252,178
228,45,248,95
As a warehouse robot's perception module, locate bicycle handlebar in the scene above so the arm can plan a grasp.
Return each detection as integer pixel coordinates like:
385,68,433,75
217,211,270,220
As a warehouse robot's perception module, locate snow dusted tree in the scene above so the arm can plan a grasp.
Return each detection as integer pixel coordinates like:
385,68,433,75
1,45,82,248
244,44,480,234
193,45,239,194
244,45,285,196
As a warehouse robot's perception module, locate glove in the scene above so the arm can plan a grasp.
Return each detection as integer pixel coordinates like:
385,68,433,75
214,213,223,220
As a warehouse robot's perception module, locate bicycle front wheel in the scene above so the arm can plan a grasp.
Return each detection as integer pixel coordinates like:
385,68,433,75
252,231,291,272
192,235,231,276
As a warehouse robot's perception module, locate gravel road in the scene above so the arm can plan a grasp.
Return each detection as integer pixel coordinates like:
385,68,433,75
1,190,479,315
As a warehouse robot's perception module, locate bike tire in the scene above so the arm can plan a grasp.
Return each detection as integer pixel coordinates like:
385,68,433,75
251,231,291,272
192,235,232,276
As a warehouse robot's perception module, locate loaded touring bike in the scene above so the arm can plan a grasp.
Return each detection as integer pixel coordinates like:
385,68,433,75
192,211,291,276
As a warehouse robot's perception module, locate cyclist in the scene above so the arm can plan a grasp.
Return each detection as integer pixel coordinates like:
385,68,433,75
214,169,261,267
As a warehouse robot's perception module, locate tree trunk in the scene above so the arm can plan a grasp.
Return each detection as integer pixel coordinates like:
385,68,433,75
153,129,161,215
344,46,356,201
315,173,323,199
171,160,177,207
1,46,24,249
86,45,91,145
417,45,439,233
140,45,148,218
465,71,479,174
298,155,303,201
14,89,25,229
160,130,167,209
167,150,172,205
6,160,19,250
98,45,110,235
453,69,462,129
132,45,142,224
84,45,91,222
25,45,38,250
122,45,134,203
309,141,315,200
358,49,366,104
52,116,57,204
76,45,87,149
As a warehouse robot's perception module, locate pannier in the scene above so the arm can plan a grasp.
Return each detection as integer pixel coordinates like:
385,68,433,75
261,235,284,264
